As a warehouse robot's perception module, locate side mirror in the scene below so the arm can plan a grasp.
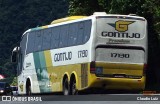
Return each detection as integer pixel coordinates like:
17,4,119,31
11,47,19,63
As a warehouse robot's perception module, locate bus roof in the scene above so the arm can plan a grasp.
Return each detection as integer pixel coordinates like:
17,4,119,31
22,12,146,37
50,16,87,24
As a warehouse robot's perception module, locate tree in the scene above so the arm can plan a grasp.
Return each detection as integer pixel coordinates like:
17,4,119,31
68,0,105,15
0,0,69,84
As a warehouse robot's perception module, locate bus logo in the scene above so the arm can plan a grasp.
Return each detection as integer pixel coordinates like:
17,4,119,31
108,20,135,32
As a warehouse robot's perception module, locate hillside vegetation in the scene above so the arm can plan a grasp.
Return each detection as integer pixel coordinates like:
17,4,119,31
0,0,68,84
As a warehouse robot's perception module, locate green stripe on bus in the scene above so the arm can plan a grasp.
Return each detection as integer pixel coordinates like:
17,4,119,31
33,52,52,93
39,52,46,68
33,52,41,70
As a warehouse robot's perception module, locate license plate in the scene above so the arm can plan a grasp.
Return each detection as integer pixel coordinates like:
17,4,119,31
96,67,103,74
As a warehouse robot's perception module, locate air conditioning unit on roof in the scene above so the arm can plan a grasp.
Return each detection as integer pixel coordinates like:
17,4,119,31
93,12,107,15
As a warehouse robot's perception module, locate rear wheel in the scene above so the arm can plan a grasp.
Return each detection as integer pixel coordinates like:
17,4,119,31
70,78,78,95
26,84,32,95
63,78,69,95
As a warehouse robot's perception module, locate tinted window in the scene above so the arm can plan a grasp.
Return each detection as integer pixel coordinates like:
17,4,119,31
42,28,52,50
26,20,91,53
77,22,84,45
50,26,60,49
20,34,27,55
27,32,35,54
20,33,28,70
59,25,68,48
68,23,78,46
34,30,43,52
83,20,92,43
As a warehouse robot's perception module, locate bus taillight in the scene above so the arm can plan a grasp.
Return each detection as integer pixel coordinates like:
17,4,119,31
90,61,95,73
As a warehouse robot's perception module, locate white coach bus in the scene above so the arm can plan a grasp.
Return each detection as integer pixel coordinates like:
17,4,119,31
11,12,147,95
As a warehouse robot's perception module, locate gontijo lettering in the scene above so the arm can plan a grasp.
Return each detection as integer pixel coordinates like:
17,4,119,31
102,20,141,39
102,32,140,38
54,52,72,62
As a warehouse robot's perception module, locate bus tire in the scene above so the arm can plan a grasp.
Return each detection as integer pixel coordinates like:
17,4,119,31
26,80,32,95
70,77,78,95
63,78,69,95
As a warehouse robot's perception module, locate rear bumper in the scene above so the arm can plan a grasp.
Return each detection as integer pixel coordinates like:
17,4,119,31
89,76,145,90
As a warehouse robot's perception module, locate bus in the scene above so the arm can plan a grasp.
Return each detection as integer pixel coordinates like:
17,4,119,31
11,12,148,95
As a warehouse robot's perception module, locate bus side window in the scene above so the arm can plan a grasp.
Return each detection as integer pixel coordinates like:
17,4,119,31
84,20,91,43
27,32,35,54
34,30,43,52
59,25,68,48
77,22,84,45
20,33,28,71
50,26,60,49
68,23,78,46
42,28,51,50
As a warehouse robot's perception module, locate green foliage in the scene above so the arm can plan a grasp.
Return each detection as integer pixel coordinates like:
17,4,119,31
0,77,17,86
0,0,68,84
68,0,104,15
